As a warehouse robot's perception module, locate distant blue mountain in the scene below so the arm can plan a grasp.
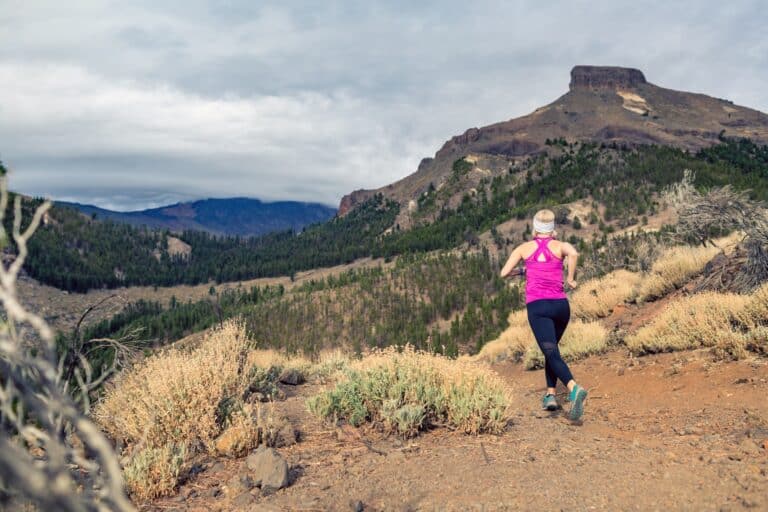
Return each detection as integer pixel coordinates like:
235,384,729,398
57,197,337,237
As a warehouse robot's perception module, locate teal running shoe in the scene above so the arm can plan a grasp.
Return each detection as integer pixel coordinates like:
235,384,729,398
568,384,588,421
542,393,559,411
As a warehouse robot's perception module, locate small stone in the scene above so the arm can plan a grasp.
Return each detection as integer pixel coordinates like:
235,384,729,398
740,439,761,456
209,462,226,474
617,367,625,376
349,500,364,512
232,491,255,508
227,474,255,495
207,487,223,498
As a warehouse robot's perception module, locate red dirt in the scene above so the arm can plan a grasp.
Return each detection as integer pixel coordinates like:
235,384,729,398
151,349,768,511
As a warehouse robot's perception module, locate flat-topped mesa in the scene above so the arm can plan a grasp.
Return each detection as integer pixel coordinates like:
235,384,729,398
569,65,647,91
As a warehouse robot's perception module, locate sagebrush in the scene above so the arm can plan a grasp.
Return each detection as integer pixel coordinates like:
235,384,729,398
307,346,512,437
95,322,305,501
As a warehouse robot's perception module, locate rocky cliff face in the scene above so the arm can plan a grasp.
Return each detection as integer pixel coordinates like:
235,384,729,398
339,65,768,216
569,65,646,91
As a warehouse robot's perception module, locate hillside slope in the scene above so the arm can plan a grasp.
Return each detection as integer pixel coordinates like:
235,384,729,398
58,197,337,237
339,65,768,216
158,351,768,511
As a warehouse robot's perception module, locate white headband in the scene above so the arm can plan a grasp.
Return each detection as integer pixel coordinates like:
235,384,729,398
533,219,555,233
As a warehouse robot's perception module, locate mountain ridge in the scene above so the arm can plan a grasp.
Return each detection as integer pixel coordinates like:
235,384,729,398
339,65,768,216
57,197,337,237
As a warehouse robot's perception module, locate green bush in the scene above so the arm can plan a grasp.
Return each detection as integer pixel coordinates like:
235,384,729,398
307,348,511,437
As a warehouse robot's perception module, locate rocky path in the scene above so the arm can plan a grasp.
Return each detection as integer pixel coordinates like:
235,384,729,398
153,350,768,511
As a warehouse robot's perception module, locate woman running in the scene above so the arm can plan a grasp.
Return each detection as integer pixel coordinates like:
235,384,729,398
499,209,588,421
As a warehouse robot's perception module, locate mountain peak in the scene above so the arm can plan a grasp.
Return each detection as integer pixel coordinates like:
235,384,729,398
569,65,647,91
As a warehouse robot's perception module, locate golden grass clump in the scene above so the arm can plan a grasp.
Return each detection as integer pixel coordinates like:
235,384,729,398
741,281,768,327
246,348,349,383
634,244,721,302
95,321,251,452
307,346,512,437
522,319,609,369
123,443,187,503
625,292,750,357
95,321,305,501
476,310,529,363
213,403,285,458
570,270,642,319
477,308,607,367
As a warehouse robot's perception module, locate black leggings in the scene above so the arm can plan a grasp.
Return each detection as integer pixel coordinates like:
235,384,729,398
526,299,574,389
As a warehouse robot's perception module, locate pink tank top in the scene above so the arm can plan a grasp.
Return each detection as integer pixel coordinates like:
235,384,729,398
524,237,567,304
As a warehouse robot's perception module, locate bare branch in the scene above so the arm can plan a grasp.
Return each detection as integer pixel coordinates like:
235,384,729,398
0,178,135,511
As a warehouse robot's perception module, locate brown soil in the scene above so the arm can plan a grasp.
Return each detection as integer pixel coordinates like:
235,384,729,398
151,350,768,511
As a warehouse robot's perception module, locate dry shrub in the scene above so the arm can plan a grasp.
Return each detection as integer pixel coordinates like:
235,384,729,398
634,245,721,302
523,320,609,370
742,281,768,326
309,349,352,381
214,403,284,458
307,346,512,437
246,348,349,383
477,309,607,367
571,270,642,319
95,321,316,501
744,326,768,356
625,292,750,357
123,443,187,503
247,349,311,375
95,321,251,452
476,310,530,363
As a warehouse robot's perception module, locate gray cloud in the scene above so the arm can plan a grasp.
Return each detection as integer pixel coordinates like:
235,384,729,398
1,0,766,211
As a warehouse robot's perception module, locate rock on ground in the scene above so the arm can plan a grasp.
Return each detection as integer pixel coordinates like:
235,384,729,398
246,446,290,492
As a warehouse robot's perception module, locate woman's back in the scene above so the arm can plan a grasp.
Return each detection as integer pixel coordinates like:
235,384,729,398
523,237,567,304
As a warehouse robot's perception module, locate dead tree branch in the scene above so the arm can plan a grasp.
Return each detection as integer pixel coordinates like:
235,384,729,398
0,176,134,511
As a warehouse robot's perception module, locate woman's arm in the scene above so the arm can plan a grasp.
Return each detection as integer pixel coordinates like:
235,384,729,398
500,246,523,278
560,242,579,288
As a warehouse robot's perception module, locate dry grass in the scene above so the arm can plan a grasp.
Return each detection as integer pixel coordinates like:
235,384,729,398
94,321,308,501
213,403,286,458
95,321,252,452
523,320,609,369
476,310,530,363
625,292,751,358
634,245,721,302
742,281,768,327
570,270,642,319
123,443,187,502
246,347,350,383
307,346,512,437
477,309,608,367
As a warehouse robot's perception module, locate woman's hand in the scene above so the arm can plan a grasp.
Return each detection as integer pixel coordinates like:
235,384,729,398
567,279,578,289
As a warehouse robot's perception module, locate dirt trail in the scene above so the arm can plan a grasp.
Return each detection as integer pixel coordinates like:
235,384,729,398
154,350,768,511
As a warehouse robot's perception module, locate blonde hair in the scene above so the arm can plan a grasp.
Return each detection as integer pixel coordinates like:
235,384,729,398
532,209,557,238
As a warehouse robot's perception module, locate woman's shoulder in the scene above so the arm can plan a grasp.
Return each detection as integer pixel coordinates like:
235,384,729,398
516,240,538,257
516,240,537,251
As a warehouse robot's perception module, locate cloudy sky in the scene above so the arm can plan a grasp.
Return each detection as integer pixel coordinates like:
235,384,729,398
1,1,766,211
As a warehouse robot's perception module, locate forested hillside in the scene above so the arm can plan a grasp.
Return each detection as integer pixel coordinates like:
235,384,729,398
11,138,768,293
66,251,522,369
